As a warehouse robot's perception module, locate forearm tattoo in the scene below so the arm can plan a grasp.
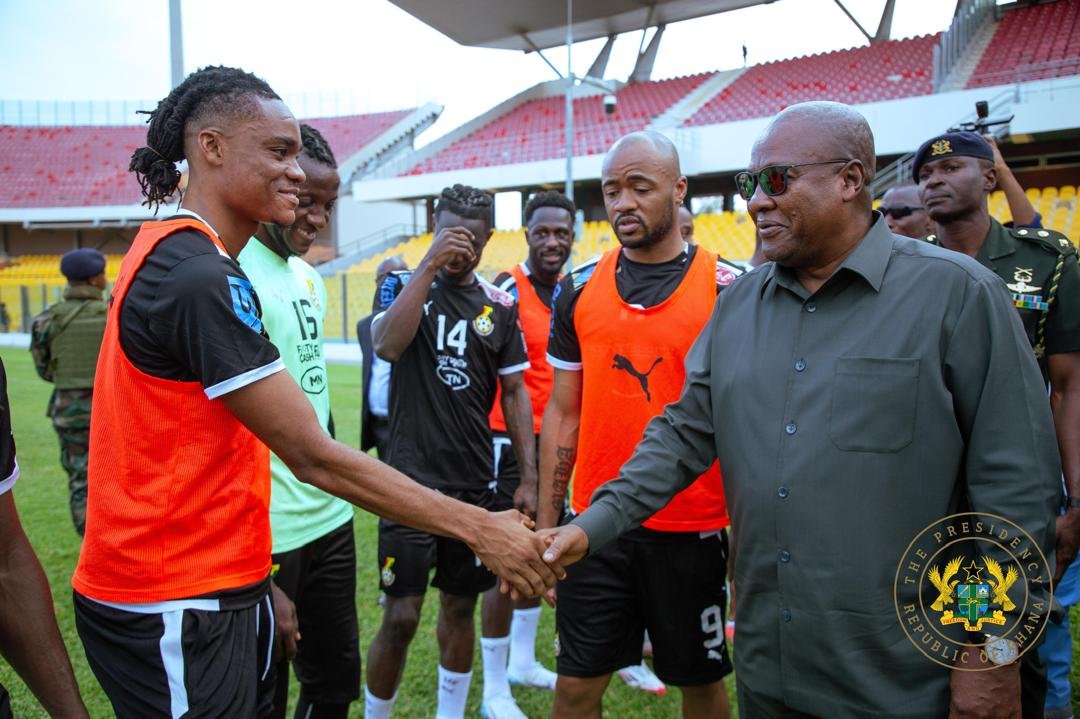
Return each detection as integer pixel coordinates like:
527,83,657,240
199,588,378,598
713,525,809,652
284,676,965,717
551,445,575,513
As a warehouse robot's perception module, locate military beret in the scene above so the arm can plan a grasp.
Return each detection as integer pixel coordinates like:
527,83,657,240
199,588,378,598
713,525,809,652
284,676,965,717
912,131,994,178
60,248,106,281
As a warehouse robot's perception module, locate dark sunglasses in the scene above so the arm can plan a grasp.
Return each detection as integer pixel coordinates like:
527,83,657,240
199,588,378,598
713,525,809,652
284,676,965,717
879,205,926,219
734,160,852,200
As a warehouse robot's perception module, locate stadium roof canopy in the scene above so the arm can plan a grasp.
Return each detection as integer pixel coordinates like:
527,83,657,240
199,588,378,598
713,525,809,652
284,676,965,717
390,0,781,52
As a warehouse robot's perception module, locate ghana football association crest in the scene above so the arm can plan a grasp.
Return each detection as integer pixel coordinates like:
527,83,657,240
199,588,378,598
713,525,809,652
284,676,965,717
306,278,322,310
473,305,495,336
381,557,396,587
894,512,1051,670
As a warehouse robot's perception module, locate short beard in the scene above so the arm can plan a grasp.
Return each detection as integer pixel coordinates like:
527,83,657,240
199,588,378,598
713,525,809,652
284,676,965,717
616,204,675,250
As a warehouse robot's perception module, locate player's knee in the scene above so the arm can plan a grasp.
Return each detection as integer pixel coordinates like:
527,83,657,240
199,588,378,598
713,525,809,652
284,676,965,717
555,675,607,712
438,592,477,624
379,599,421,645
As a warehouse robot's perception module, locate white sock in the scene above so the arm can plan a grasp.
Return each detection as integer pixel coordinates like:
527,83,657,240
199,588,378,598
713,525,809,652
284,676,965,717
481,635,511,700
364,686,397,719
436,666,472,719
508,607,541,675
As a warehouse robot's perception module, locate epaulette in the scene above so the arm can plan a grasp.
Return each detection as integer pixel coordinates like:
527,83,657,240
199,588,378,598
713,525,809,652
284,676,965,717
567,255,601,291
1011,227,1076,257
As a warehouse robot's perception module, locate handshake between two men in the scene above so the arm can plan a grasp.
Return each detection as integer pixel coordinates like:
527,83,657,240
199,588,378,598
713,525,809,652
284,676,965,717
477,510,589,600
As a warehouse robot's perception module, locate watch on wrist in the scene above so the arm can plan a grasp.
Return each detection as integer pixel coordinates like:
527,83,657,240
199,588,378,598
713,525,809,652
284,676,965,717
1066,496,1080,510
983,634,1019,666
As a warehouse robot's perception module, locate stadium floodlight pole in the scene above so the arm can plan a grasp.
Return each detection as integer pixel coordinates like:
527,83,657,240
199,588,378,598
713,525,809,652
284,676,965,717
169,0,184,89
564,0,573,203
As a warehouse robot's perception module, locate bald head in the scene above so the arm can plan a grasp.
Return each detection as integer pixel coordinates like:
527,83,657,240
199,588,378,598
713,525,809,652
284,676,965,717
603,130,681,178
880,184,933,239
601,131,687,253
376,255,407,278
755,102,875,200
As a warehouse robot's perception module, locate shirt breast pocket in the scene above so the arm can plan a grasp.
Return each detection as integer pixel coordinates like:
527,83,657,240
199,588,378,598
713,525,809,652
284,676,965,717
829,357,919,453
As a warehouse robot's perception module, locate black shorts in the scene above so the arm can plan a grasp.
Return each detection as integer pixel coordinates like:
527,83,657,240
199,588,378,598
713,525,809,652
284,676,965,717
377,487,496,597
491,432,540,511
555,526,733,686
74,584,275,718
271,519,360,707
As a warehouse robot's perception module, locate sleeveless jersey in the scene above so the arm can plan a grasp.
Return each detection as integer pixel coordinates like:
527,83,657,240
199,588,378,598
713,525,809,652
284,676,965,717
573,246,729,532
73,217,272,603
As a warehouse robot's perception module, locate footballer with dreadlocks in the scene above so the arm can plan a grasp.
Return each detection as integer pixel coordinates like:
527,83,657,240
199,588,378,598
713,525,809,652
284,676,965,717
71,68,558,718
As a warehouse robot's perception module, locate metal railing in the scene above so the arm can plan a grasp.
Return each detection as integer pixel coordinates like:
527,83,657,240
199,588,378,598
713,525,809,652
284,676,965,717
0,92,409,126
869,88,1015,198
932,0,996,92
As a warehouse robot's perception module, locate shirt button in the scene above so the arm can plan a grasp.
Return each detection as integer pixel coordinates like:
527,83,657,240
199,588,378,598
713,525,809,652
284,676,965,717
779,549,791,563
794,359,806,372
781,609,792,622
777,486,789,498
805,302,817,313
785,422,797,435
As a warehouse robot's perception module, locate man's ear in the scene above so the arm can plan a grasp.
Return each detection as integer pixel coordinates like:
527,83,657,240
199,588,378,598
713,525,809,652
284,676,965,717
983,165,998,194
196,127,226,167
840,160,867,202
674,175,688,207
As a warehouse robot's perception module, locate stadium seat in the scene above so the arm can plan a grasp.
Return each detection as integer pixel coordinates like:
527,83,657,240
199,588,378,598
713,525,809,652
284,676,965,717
406,74,712,174
685,35,939,126
0,111,415,209
966,0,1080,88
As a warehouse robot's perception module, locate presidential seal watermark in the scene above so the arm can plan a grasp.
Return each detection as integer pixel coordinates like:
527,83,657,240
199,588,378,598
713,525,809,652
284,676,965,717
893,512,1052,670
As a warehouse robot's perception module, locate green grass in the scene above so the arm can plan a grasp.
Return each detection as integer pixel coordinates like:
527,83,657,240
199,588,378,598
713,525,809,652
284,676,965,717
0,347,711,718
2,345,1078,718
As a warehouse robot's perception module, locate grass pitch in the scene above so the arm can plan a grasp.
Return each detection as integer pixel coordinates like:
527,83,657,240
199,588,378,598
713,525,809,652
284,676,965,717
1,345,1076,717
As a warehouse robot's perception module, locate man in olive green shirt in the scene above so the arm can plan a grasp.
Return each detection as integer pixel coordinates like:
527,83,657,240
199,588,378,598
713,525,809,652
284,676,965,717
541,102,1060,718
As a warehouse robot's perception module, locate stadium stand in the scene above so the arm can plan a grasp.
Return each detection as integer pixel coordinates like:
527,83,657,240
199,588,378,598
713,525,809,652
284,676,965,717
341,188,1079,281
0,253,123,282
966,0,1080,88
685,34,939,126
0,110,416,209
403,73,712,174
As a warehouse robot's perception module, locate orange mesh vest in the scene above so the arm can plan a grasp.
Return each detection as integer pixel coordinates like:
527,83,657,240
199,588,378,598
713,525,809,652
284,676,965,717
490,264,556,434
73,217,272,603
573,246,728,532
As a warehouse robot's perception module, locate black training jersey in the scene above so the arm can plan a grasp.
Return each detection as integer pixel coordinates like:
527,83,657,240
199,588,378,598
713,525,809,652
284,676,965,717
548,245,743,368
119,223,283,399
0,359,17,495
375,271,529,490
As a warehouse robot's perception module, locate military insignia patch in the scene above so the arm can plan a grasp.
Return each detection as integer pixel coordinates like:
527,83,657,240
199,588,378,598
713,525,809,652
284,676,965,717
1006,268,1041,294
930,139,952,156
473,305,495,336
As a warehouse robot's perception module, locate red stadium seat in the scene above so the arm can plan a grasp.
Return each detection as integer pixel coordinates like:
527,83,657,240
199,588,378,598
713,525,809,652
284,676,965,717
0,110,413,209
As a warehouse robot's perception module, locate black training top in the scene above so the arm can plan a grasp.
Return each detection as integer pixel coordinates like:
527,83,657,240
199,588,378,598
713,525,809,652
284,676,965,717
375,271,529,490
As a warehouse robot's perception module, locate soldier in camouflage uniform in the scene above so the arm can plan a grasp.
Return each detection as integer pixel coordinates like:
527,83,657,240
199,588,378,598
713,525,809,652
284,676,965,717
915,131,1080,719
29,249,108,536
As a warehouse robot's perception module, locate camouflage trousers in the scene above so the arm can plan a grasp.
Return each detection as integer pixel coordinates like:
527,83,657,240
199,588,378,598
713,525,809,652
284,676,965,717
49,389,91,536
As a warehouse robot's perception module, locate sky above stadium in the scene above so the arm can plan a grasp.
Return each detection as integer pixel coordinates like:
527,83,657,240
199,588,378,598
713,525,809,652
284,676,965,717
1,0,958,143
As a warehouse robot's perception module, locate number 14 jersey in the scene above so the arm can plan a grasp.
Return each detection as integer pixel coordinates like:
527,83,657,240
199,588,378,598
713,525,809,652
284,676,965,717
375,271,529,490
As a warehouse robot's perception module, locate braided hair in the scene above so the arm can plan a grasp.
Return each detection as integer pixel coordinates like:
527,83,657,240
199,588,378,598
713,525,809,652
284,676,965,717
524,190,575,224
434,184,494,231
299,124,336,169
129,66,280,209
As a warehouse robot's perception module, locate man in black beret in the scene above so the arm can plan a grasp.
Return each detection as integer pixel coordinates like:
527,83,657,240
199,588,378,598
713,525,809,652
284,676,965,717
29,248,109,536
916,130,1080,719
